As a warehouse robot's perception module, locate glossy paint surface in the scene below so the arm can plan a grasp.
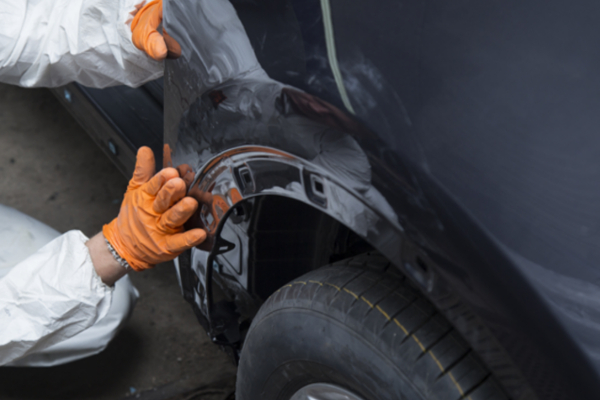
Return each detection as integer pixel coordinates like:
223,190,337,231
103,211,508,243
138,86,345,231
164,0,600,398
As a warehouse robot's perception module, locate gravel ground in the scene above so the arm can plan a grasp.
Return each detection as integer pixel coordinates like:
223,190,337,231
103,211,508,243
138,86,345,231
0,84,236,400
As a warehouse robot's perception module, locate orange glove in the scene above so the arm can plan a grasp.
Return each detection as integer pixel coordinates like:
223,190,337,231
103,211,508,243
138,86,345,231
131,0,181,60
163,144,194,187
103,147,206,271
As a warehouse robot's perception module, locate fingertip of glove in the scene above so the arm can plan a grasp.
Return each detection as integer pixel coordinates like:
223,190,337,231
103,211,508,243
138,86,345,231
180,196,198,209
137,146,153,157
160,167,180,181
148,35,168,60
135,147,155,167
129,147,156,189
176,163,193,176
188,229,207,246
152,177,187,213
172,196,198,218
144,167,179,196
168,177,187,190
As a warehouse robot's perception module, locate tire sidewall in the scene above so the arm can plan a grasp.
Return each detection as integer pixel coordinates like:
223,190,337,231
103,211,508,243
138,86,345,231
237,304,423,400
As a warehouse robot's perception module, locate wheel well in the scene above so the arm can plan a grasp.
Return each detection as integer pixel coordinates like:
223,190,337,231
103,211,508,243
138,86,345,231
247,195,374,299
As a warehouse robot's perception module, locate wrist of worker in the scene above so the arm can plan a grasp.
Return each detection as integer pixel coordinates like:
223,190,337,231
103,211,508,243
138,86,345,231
104,236,132,271
86,232,128,286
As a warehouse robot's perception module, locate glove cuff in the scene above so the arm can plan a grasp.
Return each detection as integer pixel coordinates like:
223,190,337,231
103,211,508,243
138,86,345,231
102,221,151,272
103,235,131,271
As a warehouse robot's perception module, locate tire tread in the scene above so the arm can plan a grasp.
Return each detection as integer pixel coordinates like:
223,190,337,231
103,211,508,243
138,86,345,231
245,252,509,400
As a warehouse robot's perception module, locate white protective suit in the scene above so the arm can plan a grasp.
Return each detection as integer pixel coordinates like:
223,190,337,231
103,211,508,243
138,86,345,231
0,0,163,88
0,0,157,366
0,205,139,366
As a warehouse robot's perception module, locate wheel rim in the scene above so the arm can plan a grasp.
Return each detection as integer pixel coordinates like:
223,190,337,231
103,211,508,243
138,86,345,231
289,383,365,400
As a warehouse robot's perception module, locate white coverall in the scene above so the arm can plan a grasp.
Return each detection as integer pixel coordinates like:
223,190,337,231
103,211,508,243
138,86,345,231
0,0,161,366
0,0,162,88
0,206,139,367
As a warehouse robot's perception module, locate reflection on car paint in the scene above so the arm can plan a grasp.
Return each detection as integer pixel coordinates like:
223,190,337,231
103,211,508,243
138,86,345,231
163,0,600,398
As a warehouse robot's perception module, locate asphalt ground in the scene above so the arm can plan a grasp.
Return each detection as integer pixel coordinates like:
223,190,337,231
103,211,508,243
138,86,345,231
0,84,236,399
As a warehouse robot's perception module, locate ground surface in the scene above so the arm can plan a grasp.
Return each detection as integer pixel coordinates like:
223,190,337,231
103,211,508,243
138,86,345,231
0,84,236,399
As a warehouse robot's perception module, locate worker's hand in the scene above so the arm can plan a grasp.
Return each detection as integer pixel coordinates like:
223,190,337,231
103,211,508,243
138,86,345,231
131,0,181,61
176,163,195,188
163,144,194,188
103,147,206,271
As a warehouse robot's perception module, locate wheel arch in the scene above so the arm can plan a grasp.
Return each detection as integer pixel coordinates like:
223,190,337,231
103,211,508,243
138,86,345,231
174,145,537,399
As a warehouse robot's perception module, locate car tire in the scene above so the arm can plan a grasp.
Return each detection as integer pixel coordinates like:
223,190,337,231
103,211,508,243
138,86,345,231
236,252,509,400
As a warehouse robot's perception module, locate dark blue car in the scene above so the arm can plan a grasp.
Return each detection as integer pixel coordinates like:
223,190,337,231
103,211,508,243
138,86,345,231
53,1,600,398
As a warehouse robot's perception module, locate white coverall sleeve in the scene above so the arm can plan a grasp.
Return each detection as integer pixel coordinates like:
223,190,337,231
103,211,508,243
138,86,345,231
0,0,163,88
0,230,113,366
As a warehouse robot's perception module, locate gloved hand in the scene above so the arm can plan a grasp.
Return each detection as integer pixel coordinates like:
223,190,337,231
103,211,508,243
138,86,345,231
131,0,181,60
103,147,206,271
163,143,194,187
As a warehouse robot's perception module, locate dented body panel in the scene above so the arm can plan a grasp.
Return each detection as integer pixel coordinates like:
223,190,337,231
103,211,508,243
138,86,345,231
163,1,600,399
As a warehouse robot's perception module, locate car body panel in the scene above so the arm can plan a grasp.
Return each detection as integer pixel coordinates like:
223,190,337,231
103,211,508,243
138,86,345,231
162,1,600,399
53,0,600,398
